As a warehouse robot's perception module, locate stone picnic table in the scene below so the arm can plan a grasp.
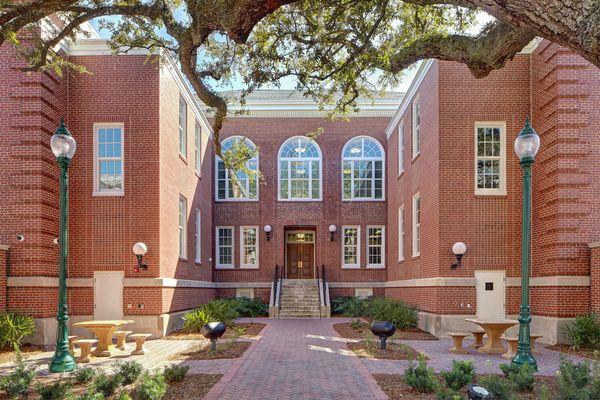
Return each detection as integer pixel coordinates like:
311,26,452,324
73,320,134,357
465,318,518,355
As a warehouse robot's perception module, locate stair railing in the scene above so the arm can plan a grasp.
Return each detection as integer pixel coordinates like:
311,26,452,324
277,266,283,317
320,265,328,308
316,267,322,319
271,265,280,310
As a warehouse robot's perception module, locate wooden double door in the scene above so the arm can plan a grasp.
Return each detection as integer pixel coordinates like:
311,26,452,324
285,231,315,279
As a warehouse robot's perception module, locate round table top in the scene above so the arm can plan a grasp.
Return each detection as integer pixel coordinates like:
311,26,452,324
465,318,518,326
73,320,134,327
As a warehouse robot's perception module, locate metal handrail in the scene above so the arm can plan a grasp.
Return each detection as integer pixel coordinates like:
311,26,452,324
277,266,283,315
272,265,279,308
321,265,328,307
316,267,322,318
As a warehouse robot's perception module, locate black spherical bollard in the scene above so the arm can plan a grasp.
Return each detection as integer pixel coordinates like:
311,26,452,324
201,321,226,351
369,321,396,349
467,385,492,400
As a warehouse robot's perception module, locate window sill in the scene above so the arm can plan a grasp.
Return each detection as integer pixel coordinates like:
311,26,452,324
342,198,386,202
215,265,234,270
366,265,385,269
215,198,259,203
179,256,187,262
93,191,124,197
179,153,188,165
474,191,507,197
278,198,323,202
240,265,259,269
341,265,361,269
411,153,420,163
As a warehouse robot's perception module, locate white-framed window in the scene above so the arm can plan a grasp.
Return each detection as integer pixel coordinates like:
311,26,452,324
412,193,420,257
475,122,506,195
215,136,259,201
342,226,361,268
278,136,322,201
398,122,404,175
216,226,234,268
342,136,385,200
194,120,201,175
93,123,124,196
195,208,201,263
398,205,404,261
412,94,420,158
367,226,385,268
179,95,187,158
240,226,259,268
178,195,187,259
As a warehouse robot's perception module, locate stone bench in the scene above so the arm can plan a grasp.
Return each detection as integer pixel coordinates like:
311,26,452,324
68,335,79,352
129,333,152,355
530,334,543,354
114,330,132,351
447,332,469,354
501,336,519,359
73,339,97,363
469,329,485,349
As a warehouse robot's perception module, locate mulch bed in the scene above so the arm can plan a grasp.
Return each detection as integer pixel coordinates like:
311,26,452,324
165,374,222,399
0,345,46,365
165,323,266,341
171,341,251,360
545,344,599,359
333,322,438,341
373,374,559,400
347,342,424,360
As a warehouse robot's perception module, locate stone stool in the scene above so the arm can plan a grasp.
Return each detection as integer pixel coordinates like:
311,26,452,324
530,334,543,354
447,332,469,354
73,339,98,363
129,333,152,355
68,335,79,352
501,336,519,359
114,330,132,351
470,330,486,349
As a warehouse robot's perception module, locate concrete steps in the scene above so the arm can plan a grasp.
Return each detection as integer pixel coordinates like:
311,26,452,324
278,279,322,319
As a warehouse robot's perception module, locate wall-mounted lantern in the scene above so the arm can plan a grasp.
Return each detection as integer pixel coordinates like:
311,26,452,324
263,225,272,241
451,242,467,269
132,242,148,272
328,224,337,241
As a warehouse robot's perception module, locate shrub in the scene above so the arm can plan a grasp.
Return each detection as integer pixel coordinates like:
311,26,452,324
557,359,591,400
182,299,241,331
116,392,132,400
94,371,124,397
562,314,600,350
499,363,535,392
163,364,189,383
71,367,96,384
350,319,363,330
182,309,215,332
441,360,475,391
404,358,438,393
0,350,36,399
478,375,514,400
589,377,600,400
0,312,35,350
331,296,366,317
227,297,268,318
114,361,143,385
36,380,74,400
77,392,104,400
134,371,166,400
363,297,418,330
436,387,465,400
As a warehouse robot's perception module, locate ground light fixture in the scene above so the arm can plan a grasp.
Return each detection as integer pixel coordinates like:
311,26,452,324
451,242,467,269
263,224,272,241
512,117,540,370
132,242,148,272
48,119,77,373
328,224,337,241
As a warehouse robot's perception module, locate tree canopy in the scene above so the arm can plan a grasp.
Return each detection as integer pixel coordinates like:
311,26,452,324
2,0,599,162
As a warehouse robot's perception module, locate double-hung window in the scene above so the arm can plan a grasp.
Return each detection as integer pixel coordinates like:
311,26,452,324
398,206,404,261
367,226,385,268
278,136,322,200
179,95,187,158
342,226,360,268
398,122,404,175
342,136,385,200
195,209,201,263
412,95,420,158
194,120,201,175
216,136,258,201
475,122,506,195
240,226,259,268
178,195,187,259
94,123,124,196
216,226,234,268
412,193,420,257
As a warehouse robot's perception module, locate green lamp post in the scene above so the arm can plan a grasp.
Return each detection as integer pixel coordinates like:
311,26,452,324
511,118,541,370
49,119,77,373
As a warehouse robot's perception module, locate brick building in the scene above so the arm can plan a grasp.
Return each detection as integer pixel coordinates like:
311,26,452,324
1,31,600,344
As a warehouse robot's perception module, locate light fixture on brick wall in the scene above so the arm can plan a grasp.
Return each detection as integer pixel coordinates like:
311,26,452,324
451,242,467,269
328,224,337,241
132,242,148,272
263,225,272,241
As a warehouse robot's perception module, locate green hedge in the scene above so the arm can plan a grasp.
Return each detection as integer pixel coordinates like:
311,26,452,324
331,296,418,330
182,298,268,332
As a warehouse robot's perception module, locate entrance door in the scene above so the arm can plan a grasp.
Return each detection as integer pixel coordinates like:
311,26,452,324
94,271,124,320
475,270,506,319
285,231,315,279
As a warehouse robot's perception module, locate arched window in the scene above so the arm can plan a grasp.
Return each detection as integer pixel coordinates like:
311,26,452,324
342,136,385,200
278,136,322,200
215,136,258,200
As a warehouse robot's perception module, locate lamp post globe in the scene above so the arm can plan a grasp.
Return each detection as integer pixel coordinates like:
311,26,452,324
132,242,148,256
49,119,76,373
511,117,539,370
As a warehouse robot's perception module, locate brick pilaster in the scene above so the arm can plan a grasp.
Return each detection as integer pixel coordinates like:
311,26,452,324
590,242,600,313
0,245,8,312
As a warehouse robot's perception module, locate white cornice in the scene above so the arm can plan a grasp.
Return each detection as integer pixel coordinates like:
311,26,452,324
224,109,399,118
385,59,435,138
67,39,151,56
